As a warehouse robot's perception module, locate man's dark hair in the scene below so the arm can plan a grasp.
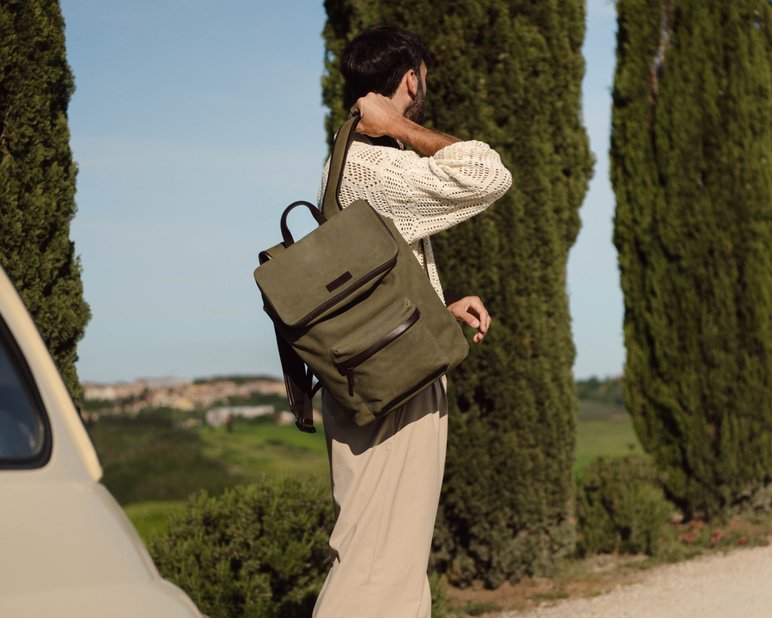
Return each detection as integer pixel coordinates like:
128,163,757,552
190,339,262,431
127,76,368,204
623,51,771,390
340,26,430,109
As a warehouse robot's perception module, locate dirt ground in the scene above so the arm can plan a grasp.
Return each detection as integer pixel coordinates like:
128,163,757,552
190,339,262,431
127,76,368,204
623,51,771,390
447,554,653,615
449,543,772,617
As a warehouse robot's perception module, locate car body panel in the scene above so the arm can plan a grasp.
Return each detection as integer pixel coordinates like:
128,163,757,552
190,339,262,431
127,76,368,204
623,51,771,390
0,269,100,482
0,581,200,618
0,267,202,617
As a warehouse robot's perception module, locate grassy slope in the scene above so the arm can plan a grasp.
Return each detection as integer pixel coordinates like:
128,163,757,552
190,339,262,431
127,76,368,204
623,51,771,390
90,416,330,542
197,422,329,481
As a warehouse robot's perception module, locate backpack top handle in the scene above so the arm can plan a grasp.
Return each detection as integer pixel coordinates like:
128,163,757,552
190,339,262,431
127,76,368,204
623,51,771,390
280,201,326,247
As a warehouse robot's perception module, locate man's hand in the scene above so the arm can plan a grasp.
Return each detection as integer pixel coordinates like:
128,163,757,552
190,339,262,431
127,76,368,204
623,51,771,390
351,92,460,156
447,296,491,344
351,93,404,138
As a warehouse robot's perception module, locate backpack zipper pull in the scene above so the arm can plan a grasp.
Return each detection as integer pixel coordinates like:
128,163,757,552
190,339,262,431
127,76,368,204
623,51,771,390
345,368,355,397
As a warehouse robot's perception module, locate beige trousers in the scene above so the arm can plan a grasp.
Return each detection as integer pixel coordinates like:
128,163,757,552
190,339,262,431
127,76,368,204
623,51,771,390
313,378,448,618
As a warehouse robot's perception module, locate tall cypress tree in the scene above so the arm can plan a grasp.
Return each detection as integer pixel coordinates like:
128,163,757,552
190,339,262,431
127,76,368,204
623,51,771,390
323,0,593,586
0,0,90,399
611,0,771,517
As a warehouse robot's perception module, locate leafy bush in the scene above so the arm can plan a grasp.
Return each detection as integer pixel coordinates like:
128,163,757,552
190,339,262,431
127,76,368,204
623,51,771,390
576,455,675,556
429,571,450,618
150,479,334,618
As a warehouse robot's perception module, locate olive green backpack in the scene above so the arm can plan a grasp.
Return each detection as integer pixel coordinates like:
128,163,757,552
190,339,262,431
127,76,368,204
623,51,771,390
253,116,468,431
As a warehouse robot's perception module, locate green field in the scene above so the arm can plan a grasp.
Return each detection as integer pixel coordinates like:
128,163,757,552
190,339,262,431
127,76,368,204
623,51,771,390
87,392,643,544
198,421,329,481
574,399,644,472
574,419,644,471
123,500,187,545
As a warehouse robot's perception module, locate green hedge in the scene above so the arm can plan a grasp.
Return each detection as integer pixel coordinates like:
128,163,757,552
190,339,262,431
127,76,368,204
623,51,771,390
150,479,334,618
576,456,675,556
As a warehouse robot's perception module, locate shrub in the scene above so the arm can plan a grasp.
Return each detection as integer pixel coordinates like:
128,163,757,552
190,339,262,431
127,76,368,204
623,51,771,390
576,456,675,556
429,571,450,618
150,479,334,618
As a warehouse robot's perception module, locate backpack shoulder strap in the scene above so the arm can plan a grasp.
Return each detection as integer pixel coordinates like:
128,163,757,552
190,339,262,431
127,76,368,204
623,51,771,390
258,243,319,433
321,115,361,220
273,326,317,433
257,119,361,432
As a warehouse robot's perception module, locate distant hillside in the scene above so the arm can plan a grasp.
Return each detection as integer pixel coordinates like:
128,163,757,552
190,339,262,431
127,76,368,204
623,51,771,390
576,376,624,405
85,373,625,421
192,374,281,386
83,375,287,415
575,376,627,421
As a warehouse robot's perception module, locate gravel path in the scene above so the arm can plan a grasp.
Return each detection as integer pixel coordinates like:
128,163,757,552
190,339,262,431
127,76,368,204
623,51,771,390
499,544,772,618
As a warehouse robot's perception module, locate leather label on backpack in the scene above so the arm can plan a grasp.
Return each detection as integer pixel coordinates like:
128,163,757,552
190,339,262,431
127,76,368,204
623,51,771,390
326,271,353,292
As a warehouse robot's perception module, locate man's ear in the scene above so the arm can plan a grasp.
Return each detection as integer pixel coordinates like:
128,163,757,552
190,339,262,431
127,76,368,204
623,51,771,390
404,68,419,98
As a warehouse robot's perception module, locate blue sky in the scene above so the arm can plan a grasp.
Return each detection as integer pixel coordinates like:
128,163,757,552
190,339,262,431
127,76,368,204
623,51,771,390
60,0,623,383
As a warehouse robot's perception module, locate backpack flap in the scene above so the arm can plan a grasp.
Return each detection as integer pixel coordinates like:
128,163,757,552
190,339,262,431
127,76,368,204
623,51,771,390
254,200,398,328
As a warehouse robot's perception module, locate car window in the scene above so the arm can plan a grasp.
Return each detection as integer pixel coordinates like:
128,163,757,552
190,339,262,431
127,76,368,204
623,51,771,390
0,317,49,466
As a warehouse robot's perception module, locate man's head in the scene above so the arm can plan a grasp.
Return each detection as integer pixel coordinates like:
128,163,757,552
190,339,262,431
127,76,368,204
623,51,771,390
341,26,430,124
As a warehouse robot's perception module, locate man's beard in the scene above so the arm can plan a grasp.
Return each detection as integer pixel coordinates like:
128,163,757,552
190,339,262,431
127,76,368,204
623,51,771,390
404,79,425,125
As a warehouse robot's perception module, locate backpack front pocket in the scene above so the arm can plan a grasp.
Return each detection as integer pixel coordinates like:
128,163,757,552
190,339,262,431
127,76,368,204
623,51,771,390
330,297,446,416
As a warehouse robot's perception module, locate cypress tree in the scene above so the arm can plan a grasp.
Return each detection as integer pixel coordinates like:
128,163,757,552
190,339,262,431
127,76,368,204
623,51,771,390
323,0,593,586
611,0,771,517
0,0,90,400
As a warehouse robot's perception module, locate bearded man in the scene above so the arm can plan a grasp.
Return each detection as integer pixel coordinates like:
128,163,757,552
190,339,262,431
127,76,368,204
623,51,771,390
314,26,512,618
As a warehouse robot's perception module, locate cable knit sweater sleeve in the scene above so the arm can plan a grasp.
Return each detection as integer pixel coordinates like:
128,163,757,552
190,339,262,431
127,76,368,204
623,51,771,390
325,139,512,245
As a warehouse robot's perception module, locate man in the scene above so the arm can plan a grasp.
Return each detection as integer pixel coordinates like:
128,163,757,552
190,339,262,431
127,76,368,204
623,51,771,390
314,26,512,617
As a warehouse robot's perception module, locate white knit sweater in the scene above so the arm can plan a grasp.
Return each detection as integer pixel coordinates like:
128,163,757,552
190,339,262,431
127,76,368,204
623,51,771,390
318,135,512,302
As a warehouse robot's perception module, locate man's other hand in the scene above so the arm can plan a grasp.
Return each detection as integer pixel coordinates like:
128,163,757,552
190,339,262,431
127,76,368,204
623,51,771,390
447,296,491,344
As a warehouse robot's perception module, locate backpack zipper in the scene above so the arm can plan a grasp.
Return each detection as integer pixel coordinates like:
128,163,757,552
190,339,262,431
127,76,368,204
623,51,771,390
294,206,399,326
337,307,421,396
298,253,397,326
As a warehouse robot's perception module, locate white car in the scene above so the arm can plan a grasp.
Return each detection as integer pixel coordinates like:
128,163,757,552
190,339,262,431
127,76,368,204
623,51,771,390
0,265,202,617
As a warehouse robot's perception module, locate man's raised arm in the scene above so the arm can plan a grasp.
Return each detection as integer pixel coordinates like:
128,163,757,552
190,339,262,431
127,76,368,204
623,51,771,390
352,92,460,156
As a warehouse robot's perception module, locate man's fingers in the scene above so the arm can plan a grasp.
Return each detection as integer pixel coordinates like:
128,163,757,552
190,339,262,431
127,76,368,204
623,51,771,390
465,298,491,343
478,309,490,334
481,313,492,334
446,296,492,343
466,298,490,333
458,311,479,329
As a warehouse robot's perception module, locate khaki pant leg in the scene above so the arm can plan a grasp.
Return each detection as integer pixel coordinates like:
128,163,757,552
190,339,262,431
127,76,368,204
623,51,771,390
313,379,448,618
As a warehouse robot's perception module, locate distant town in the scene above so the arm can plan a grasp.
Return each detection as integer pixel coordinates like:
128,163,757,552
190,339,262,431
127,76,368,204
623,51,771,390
81,375,313,427
81,374,623,429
